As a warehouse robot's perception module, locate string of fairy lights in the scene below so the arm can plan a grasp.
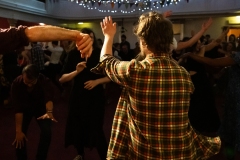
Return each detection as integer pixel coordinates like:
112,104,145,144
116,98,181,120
67,0,189,13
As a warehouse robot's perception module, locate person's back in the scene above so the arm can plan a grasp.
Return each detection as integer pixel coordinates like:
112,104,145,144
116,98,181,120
94,11,221,160
119,54,197,158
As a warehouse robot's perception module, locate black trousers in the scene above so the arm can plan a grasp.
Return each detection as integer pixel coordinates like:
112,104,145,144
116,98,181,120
16,112,52,160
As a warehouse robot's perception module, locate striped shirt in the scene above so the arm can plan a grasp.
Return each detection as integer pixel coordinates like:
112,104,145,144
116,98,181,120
92,53,221,160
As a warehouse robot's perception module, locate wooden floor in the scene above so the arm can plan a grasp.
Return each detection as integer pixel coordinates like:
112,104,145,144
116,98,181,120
0,82,237,160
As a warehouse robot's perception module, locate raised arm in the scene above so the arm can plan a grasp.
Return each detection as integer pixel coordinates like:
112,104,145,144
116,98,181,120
100,16,117,58
176,17,213,51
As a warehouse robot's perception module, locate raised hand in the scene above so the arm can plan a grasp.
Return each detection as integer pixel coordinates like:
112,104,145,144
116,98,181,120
76,62,87,73
163,10,172,18
100,16,117,38
202,17,213,31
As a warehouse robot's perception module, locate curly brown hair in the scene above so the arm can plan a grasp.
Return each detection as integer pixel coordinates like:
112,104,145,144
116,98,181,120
133,11,173,55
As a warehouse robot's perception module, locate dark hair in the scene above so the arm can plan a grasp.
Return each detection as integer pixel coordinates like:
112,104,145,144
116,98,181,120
229,34,236,42
205,34,210,38
52,41,58,46
81,28,98,49
121,34,126,39
200,35,205,43
133,11,173,54
22,64,39,80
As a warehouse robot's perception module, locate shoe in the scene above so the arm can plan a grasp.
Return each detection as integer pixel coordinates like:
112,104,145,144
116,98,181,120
73,155,83,160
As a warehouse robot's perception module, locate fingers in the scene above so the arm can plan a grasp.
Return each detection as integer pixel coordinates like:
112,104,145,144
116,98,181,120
206,17,213,25
37,114,49,120
37,116,43,120
17,141,21,149
77,62,86,66
12,139,25,149
12,139,16,146
76,34,93,58
77,37,92,51
24,136,28,142
84,81,94,90
80,44,93,58
102,16,112,25
84,84,93,90
85,46,93,59
51,118,58,122
77,62,87,70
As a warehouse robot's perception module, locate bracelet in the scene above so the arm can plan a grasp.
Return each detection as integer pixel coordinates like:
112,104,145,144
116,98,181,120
47,110,53,113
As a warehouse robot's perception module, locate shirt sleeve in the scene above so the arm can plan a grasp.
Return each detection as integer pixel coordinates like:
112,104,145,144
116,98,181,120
91,54,136,87
0,26,29,54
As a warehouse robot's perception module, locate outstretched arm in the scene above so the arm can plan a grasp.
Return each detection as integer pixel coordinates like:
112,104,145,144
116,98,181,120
188,53,235,67
25,25,92,58
176,17,213,51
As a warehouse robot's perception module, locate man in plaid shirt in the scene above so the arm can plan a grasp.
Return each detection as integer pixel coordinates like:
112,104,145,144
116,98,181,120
93,12,221,159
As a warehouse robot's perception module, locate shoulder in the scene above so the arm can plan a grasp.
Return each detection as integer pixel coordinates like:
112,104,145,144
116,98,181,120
12,75,23,87
38,74,51,83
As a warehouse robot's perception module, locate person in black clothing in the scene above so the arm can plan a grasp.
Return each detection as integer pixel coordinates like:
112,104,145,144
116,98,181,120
59,28,110,160
120,34,130,51
11,64,57,160
119,43,134,61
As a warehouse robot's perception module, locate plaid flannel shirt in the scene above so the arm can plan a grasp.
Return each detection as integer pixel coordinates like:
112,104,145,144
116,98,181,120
31,44,45,71
92,53,221,160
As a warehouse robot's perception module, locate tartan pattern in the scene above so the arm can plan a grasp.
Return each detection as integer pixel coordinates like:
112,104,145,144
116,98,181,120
97,53,221,159
31,44,45,71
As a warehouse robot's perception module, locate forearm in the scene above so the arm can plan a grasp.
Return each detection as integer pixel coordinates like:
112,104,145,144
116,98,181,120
15,113,23,133
96,76,111,85
205,31,227,52
101,36,114,57
189,54,235,67
25,25,80,42
59,70,79,83
46,101,53,112
176,29,205,51
205,41,219,52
